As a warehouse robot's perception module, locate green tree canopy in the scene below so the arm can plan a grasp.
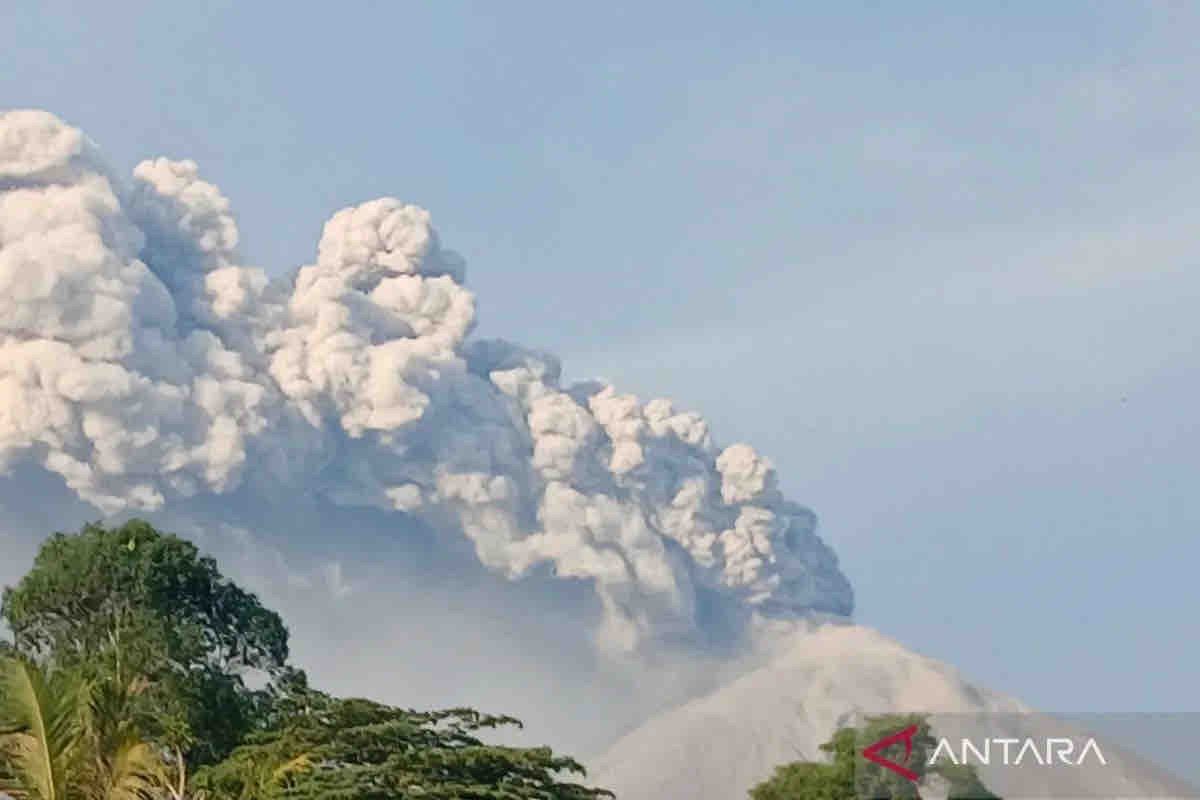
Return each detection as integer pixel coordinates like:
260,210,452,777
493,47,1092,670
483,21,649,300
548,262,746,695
749,714,1000,799
0,655,167,800
1,520,289,766
749,761,842,800
0,520,612,799
193,672,613,800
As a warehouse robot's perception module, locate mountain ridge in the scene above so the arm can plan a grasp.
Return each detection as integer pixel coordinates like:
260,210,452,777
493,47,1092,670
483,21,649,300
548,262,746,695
590,623,1023,800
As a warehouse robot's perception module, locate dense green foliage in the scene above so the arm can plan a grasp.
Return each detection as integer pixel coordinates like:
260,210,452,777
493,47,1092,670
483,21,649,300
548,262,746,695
0,656,166,800
0,520,611,799
748,761,843,800
2,520,288,766
749,714,1000,799
193,672,606,799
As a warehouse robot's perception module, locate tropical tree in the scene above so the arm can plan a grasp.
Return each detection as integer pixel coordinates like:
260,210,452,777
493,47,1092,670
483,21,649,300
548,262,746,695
0,656,166,800
749,761,842,800
1,520,289,767
192,672,612,800
0,656,82,800
79,670,171,800
2,520,611,799
749,714,1000,799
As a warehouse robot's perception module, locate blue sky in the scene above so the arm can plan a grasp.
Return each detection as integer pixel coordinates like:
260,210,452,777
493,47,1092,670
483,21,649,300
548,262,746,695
3,1,1197,712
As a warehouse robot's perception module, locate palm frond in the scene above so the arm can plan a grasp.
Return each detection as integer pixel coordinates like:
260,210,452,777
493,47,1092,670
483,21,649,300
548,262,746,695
93,735,164,800
0,656,84,800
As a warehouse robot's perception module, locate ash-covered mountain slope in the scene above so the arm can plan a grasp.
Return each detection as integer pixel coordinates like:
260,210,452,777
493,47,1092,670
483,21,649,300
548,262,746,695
590,624,1197,800
591,623,1022,800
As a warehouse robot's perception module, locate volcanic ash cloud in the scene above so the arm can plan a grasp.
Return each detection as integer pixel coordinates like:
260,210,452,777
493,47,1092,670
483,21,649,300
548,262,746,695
0,109,853,653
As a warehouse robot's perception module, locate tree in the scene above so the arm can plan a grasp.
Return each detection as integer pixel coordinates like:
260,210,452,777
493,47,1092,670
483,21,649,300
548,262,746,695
0,657,80,800
192,673,613,800
749,762,842,800
1,520,290,767
854,715,933,799
0,655,166,800
748,715,1000,799
1,521,611,799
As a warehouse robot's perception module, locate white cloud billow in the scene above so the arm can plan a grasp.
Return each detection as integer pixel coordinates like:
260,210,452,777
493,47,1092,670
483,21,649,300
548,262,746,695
0,109,852,652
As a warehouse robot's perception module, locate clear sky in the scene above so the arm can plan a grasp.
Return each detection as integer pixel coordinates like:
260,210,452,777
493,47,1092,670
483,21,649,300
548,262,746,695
3,1,1197,713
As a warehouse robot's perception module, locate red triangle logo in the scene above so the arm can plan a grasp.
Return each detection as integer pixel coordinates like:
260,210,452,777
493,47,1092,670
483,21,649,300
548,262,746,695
862,724,920,782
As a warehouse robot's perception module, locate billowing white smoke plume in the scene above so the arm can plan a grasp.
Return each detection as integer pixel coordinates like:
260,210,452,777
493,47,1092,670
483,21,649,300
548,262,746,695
0,110,852,652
